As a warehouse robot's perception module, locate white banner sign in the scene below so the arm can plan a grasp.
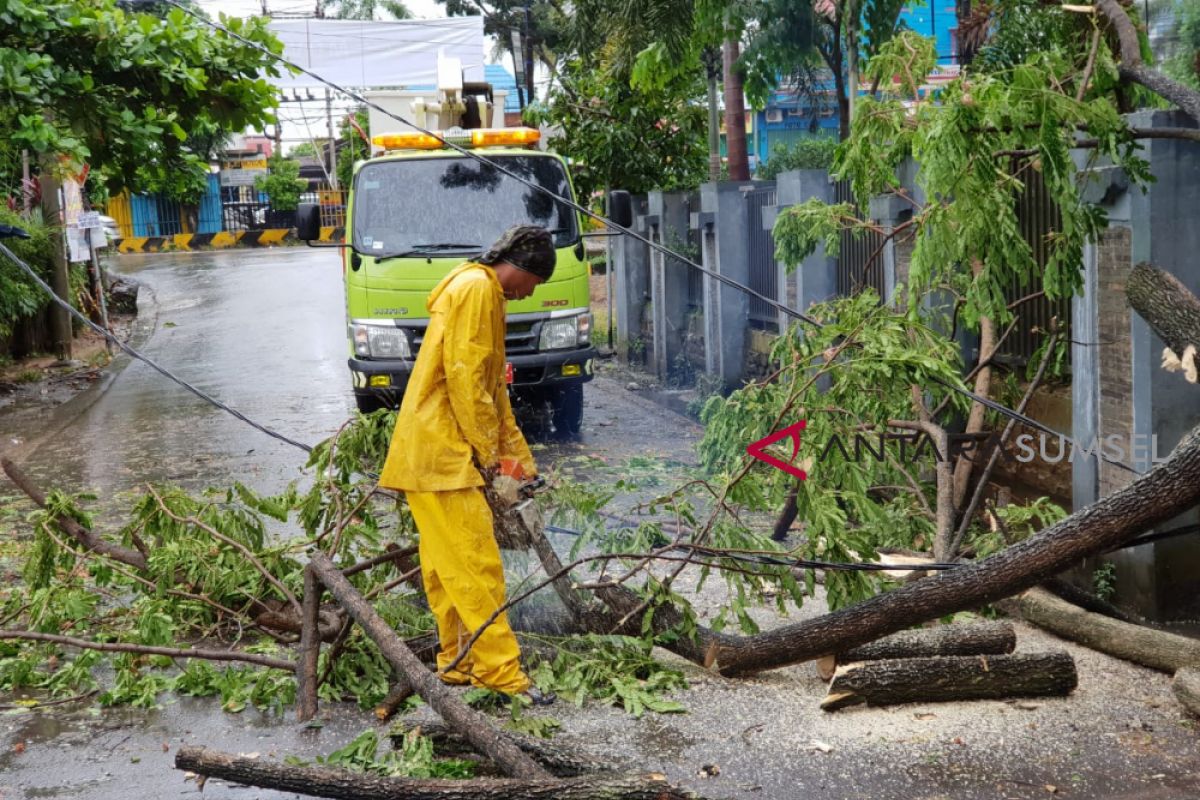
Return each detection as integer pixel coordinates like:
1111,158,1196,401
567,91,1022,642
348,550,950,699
266,17,485,89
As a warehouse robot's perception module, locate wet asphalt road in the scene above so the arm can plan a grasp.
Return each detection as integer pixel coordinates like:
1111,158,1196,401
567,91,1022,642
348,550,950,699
0,246,703,800
2,249,1198,799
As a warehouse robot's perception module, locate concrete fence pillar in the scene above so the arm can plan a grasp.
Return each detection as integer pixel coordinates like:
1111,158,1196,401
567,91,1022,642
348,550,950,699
646,191,692,381
693,181,757,387
764,169,837,333
612,194,650,362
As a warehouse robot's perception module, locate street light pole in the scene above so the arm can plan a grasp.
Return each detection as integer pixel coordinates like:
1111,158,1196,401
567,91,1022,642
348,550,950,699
510,27,526,111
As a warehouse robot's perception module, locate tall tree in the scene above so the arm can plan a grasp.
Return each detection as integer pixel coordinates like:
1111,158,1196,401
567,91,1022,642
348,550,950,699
316,0,411,18
435,0,571,103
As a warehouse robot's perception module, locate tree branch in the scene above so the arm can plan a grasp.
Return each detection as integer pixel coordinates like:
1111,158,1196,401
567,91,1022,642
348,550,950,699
1095,0,1200,123
0,630,295,671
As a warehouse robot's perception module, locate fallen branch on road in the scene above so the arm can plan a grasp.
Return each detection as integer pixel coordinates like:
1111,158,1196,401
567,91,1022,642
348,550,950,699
0,630,295,671
174,746,697,800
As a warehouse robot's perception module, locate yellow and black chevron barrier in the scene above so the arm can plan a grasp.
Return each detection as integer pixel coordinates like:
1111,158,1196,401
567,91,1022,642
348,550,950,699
116,227,345,254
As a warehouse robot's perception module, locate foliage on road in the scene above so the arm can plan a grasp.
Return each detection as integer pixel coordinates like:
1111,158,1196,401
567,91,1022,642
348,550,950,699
0,413,697,722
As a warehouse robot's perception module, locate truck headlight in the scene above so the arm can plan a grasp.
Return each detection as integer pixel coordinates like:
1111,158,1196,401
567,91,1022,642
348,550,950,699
576,312,592,345
539,317,578,351
351,324,411,359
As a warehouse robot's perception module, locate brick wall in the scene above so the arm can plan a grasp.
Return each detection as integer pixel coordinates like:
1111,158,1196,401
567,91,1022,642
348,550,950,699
1095,226,1134,497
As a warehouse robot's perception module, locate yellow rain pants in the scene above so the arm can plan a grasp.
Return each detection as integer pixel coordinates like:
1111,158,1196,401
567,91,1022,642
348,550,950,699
378,262,536,694
406,487,530,693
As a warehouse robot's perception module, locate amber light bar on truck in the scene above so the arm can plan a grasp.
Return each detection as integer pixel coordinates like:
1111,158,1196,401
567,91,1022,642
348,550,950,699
372,127,541,152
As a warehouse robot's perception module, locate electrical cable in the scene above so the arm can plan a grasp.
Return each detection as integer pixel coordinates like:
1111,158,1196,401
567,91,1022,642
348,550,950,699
154,0,1142,476
0,241,315,455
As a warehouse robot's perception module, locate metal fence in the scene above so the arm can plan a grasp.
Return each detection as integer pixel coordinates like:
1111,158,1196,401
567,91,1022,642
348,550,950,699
999,169,1070,364
745,185,780,331
834,179,887,300
300,188,348,229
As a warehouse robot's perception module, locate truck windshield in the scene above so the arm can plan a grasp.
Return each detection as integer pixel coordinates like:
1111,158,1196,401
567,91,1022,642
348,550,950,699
351,154,578,259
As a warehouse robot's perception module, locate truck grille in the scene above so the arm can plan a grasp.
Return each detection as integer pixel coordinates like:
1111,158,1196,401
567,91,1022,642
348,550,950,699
409,319,540,357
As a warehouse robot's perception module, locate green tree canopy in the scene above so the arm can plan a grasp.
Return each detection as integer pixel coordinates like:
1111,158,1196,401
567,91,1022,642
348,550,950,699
0,1,282,199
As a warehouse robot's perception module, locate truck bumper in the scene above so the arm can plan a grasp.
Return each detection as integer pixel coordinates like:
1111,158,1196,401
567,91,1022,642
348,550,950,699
349,347,597,408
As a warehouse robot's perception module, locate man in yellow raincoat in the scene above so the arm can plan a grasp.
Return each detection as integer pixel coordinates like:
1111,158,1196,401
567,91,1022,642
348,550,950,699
379,225,556,704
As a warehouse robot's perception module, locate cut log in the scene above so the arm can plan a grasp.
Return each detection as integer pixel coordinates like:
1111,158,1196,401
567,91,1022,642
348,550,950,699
1016,588,1200,672
821,652,1077,711
1174,667,1200,717
816,621,1016,677
306,552,549,780
174,746,695,800
838,621,1016,662
388,720,610,778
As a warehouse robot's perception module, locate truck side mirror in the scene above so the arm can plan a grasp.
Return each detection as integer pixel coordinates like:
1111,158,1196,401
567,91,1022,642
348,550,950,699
295,203,321,241
607,190,633,229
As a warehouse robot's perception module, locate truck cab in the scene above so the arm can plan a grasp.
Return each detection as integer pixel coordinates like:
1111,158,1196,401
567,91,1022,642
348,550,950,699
295,63,594,436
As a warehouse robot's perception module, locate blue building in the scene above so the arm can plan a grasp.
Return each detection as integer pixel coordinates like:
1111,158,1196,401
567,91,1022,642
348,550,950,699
752,1,960,168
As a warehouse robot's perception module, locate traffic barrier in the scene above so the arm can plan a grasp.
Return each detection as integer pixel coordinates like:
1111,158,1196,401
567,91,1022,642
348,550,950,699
113,226,344,253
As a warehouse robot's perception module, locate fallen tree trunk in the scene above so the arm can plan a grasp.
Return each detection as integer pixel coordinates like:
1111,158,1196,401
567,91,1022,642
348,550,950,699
816,621,1016,678
1016,588,1200,672
1126,262,1200,356
821,652,1077,711
1174,667,1200,717
175,747,695,800
388,720,610,778
307,552,549,781
713,422,1200,675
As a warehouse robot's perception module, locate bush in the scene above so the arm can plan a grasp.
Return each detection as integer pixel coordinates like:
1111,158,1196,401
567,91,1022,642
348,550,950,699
254,156,307,213
0,208,57,338
755,137,839,180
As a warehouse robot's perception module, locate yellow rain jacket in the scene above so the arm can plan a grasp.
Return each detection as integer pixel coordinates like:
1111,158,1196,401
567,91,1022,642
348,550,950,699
379,262,535,491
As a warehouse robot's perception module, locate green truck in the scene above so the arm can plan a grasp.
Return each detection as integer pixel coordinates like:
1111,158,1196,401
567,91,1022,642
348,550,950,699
296,125,596,436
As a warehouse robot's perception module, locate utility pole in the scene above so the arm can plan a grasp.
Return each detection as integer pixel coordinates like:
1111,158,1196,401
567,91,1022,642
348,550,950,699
326,88,338,189
38,171,73,362
20,150,30,214
702,47,721,182
522,1,535,105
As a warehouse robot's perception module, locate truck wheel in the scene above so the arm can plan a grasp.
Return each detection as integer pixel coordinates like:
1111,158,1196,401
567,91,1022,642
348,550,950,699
550,383,584,438
355,393,386,414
